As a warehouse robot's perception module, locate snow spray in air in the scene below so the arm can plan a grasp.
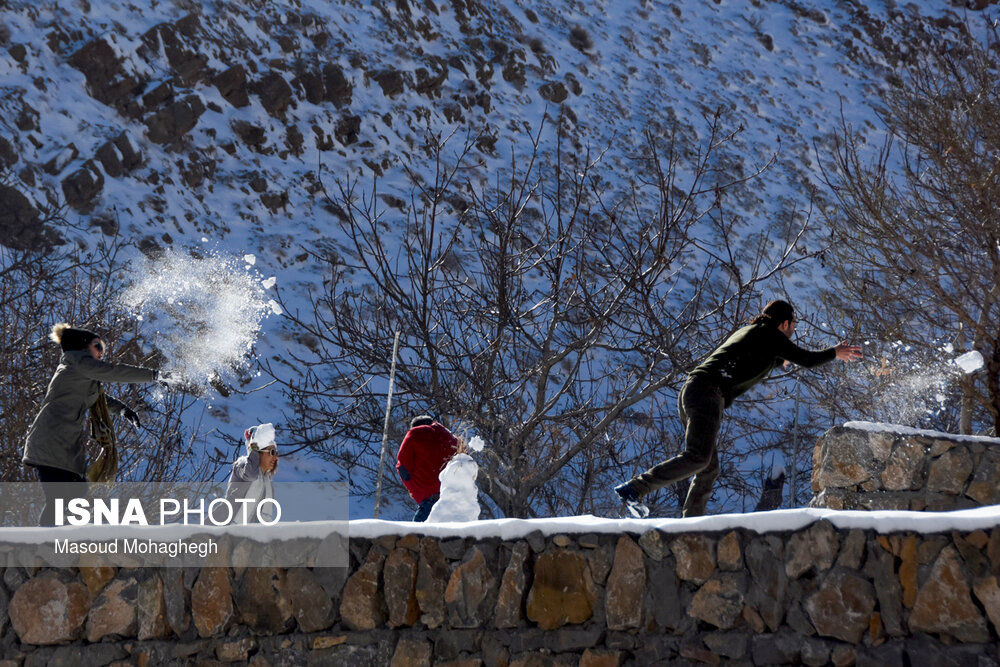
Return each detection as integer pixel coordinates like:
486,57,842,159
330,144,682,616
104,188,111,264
866,342,985,427
119,249,281,391
426,435,485,523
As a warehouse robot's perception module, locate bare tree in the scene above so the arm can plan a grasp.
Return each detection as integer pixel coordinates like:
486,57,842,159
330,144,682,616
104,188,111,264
818,16,1000,434
0,221,217,484
267,111,820,518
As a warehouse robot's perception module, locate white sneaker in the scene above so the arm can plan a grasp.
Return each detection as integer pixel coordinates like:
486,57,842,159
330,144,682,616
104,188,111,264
626,500,650,519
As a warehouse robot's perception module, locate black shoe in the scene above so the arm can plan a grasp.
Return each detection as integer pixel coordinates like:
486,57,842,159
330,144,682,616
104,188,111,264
614,482,640,504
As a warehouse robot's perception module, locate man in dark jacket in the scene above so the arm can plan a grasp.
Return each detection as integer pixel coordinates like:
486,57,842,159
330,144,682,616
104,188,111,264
615,300,862,517
23,323,159,525
396,416,458,521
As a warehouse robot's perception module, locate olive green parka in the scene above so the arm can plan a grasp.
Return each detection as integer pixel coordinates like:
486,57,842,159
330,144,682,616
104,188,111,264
22,349,156,475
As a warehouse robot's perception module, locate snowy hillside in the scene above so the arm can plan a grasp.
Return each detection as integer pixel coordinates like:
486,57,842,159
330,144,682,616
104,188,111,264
0,0,987,518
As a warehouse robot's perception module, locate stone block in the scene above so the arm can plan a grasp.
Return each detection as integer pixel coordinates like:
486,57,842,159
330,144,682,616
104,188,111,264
967,448,1000,505
280,568,334,632
216,637,255,662
192,567,233,637
586,542,615,585
745,535,786,631
910,546,990,642
703,630,749,659
579,648,622,667
137,575,169,640
689,572,745,629
805,568,875,644
605,536,645,630
234,568,293,635
786,520,838,578
811,426,876,491
751,632,802,665
637,529,666,561
384,548,420,628
973,575,1000,636
341,548,387,631
927,447,973,495
10,576,90,644
78,560,116,597
445,547,496,628
525,549,594,630
495,541,529,628
389,637,432,667
671,534,715,583
644,558,683,631
880,440,925,490
416,537,448,628
717,531,742,571
836,529,866,570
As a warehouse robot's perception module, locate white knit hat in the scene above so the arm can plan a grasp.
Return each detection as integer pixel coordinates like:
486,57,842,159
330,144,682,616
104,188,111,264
243,423,277,453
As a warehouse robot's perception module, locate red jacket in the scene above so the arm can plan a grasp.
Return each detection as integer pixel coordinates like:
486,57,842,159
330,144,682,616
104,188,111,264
396,423,458,504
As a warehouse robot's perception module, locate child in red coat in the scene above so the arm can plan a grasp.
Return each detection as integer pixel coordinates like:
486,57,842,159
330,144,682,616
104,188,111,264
396,415,458,521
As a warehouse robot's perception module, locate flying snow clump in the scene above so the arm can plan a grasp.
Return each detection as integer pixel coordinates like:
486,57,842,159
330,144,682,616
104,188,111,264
119,249,277,390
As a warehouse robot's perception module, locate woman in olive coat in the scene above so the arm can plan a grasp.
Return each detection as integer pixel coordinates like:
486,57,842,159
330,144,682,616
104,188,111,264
22,323,159,525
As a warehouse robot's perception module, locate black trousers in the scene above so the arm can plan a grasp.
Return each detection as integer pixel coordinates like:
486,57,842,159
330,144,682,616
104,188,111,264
629,375,726,517
33,465,86,527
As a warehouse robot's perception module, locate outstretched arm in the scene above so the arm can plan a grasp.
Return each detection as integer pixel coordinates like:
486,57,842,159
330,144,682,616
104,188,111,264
775,334,837,369
835,341,863,362
78,356,157,384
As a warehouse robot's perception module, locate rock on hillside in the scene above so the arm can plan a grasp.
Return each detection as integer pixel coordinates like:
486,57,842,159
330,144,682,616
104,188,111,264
0,0,985,258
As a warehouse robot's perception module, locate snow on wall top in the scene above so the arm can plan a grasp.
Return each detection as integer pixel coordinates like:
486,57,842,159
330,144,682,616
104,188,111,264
1,504,999,544
843,420,1000,445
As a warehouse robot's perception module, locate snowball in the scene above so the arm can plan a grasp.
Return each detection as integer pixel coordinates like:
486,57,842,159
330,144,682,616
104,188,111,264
268,299,283,315
262,276,277,289
119,249,277,390
955,351,984,374
243,254,256,265
467,436,485,452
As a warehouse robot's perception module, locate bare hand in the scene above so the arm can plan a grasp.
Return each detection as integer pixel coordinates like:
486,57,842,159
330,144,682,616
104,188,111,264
835,341,863,362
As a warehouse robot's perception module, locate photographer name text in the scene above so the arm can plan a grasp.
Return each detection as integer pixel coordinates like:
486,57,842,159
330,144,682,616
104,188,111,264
54,537,218,558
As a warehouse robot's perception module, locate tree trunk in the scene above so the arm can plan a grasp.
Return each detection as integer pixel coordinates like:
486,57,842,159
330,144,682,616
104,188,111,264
990,342,1000,436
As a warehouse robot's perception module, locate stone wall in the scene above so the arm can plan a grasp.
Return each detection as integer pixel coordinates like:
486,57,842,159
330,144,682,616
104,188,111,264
811,422,1000,511
3,518,1000,666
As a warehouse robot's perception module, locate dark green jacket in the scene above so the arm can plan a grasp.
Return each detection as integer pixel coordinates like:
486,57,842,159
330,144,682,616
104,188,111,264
23,350,156,475
688,322,836,408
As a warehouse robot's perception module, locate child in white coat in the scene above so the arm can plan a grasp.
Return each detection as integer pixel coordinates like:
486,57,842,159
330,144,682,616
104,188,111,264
223,423,279,523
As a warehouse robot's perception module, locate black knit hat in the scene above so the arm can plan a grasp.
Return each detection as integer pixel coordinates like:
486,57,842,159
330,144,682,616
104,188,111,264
51,323,100,351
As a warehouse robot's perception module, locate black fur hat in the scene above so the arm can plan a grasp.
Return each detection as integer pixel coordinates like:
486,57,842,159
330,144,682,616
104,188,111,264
49,322,99,352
